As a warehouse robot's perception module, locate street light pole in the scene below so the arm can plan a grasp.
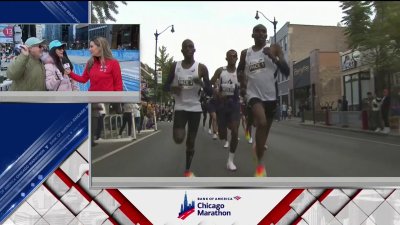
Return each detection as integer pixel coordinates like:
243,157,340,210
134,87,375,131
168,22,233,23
154,25,174,106
255,10,278,44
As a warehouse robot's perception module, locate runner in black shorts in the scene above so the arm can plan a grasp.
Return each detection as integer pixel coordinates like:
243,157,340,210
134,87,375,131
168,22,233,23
238,24,289,177
211,49,241,171
164,39,212,177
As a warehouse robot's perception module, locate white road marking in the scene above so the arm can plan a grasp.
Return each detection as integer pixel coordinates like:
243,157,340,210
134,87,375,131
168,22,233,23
92,130,161,164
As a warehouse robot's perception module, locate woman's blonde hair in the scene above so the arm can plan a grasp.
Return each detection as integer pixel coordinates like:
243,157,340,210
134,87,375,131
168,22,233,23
87,36,114,72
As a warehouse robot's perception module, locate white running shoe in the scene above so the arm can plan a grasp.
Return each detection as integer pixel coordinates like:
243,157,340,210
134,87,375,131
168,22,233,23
224,141,229,148
382,127,391,134
248,137,253,144
226,161,237,171
213,133,218,139
208,129,212,134
375,128,381,132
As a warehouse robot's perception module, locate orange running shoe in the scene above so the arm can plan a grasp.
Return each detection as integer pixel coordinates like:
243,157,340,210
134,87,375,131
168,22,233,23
255,165,267,177
184,171,196,177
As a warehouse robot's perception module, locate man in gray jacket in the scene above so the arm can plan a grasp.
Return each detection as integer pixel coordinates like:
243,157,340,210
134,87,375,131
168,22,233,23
7,37,46,91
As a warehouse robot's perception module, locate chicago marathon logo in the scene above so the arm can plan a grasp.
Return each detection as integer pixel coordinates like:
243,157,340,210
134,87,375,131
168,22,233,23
178,192,195,220
178,192,241,219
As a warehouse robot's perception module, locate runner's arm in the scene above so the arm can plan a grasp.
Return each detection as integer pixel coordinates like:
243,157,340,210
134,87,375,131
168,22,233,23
199,63,212,96
210,67,223,86
274,46,290,78
237,49,247,98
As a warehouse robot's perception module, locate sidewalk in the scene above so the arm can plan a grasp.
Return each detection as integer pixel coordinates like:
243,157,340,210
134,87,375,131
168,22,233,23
278,117,400,137
94,128,157,144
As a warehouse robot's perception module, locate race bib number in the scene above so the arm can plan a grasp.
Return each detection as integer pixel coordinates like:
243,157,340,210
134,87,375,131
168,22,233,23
221,83,236,96
178,76,194,89
248,58,265,73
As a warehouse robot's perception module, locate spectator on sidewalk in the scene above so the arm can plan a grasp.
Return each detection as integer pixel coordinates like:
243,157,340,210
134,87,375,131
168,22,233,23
91,103,103,147
288,105,292,120
363,92,374,130
372,94,383,132
381,88,391,134
281,102,288,120
118,103,134,139
96,103,106,140
139,102,148,132
341,96,348,111
275,102,281,122
337,97,348,127
133,103,141,133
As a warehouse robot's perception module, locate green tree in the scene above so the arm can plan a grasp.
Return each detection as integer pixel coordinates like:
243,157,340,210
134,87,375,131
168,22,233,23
340,1,373,49
340,1,400,92
91,1,127,23
155,46,174,105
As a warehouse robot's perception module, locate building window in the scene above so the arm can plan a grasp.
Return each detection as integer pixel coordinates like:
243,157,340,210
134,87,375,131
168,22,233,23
344,74,358,110
360,72,371,100
344,73,371,111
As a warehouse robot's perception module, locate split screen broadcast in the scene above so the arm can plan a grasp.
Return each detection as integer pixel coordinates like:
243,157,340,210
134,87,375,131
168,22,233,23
1,10,400,189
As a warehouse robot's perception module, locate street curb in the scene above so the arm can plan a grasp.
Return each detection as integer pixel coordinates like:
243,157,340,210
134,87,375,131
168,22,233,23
299,123,400,137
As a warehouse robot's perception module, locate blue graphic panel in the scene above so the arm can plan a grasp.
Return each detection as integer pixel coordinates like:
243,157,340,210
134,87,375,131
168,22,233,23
0,103,88,223
0,1,89,23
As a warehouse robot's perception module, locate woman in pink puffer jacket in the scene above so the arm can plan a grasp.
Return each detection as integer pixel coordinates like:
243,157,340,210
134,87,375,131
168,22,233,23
42,52,78,91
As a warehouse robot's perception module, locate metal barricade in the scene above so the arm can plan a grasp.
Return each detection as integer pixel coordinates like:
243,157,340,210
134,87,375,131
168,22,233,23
103,115,111,139
110,114,123,138
102,114,123,139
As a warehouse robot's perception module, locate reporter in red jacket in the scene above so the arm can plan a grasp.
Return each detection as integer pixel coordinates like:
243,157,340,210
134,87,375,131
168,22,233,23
68,37,123,91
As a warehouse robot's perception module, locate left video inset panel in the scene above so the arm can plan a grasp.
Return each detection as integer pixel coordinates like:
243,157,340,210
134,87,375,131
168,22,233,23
0,24,140,103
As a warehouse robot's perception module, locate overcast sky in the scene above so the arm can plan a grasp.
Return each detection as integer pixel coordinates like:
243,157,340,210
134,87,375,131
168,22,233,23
113,1,345,74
